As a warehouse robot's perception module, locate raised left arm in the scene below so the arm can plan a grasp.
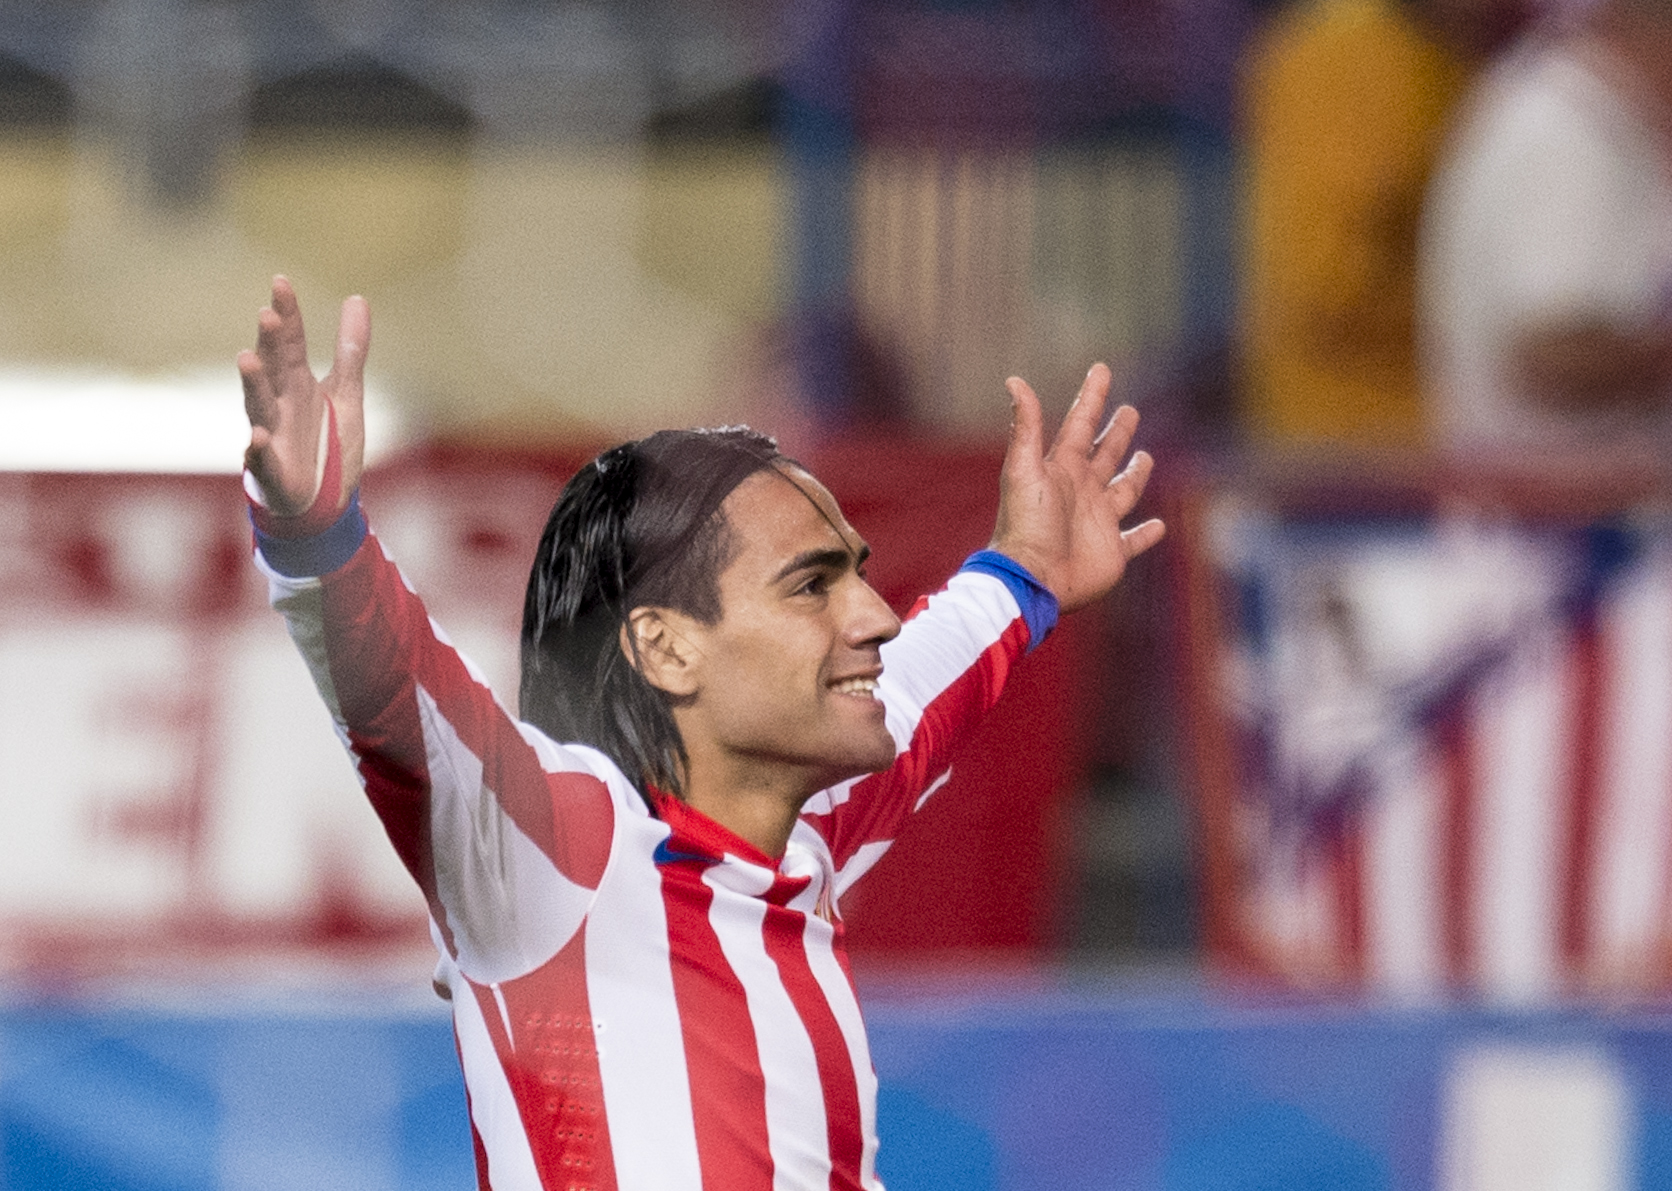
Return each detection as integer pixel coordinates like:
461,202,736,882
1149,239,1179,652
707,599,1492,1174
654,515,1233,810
988,362,1164,613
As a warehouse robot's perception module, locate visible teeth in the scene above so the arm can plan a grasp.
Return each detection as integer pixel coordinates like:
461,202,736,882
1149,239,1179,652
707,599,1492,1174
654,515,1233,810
832,678,878,696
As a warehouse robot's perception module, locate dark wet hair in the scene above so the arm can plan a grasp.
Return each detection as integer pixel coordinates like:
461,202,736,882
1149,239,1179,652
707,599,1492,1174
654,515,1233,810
519,426,785,797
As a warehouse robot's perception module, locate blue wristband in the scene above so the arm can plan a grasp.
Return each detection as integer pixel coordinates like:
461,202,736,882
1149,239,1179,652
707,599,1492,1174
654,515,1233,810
252,490,367,578
961,550,1059,651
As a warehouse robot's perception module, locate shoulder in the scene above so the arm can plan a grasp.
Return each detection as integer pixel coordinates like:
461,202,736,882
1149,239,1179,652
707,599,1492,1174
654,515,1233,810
514,727,649,815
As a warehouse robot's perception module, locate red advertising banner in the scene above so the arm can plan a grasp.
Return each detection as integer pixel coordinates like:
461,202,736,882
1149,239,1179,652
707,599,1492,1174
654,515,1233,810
0,439,1093,981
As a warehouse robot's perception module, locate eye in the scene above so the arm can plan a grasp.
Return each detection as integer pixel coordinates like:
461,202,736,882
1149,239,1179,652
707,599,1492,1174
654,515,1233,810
795,573,830,597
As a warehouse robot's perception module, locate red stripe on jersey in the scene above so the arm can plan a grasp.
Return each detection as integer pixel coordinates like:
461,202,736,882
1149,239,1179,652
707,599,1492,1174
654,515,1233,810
829,917,861,1001
1560,613,1605,979
812,618,1028,871
546,773,614,890
470,927,618,1191
324,540,611,892
761,887,865,1191
661,860,775,1191
320,543,461,956
325,643,452,954
469,1117,491,1191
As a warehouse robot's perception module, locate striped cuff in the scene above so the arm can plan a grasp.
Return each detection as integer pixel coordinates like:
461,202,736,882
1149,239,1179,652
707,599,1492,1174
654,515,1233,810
252,489,367,577
960,550,1059,652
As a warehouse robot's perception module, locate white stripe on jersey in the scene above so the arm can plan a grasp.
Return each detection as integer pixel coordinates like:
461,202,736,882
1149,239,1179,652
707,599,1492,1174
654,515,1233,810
450,963,544,1191
835,840,893,900
704,860,832,1191
801,754,948,818
266,577,345,722
913,768,954,812
417,685,592,985
803,776,860,817
877,572,1020,748
587,804,704,1191
783,838,885,1191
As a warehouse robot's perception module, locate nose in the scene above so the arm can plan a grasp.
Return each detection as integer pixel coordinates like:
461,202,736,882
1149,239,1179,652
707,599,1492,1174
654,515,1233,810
844,576,901,648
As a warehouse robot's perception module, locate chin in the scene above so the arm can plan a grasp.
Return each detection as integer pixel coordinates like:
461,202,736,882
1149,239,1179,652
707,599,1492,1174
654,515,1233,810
816,742,898,789
848,737,900,778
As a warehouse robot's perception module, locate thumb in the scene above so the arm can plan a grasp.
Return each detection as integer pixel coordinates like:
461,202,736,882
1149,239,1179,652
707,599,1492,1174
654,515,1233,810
331,294,370,395
327,294,371,502
1004,376,1044,475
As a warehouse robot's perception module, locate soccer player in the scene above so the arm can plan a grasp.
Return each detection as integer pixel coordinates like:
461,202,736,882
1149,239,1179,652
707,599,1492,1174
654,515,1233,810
238,276,1162,1191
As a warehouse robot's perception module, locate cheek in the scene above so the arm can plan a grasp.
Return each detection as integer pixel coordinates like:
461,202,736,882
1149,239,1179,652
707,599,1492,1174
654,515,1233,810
705,623,791,688
714,608,825,673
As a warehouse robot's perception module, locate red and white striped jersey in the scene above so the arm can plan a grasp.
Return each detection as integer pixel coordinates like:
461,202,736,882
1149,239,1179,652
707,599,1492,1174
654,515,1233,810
256,512,1050,1191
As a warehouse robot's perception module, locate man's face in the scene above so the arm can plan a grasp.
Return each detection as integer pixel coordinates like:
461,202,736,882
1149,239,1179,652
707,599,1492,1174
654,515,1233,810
673,466,902,797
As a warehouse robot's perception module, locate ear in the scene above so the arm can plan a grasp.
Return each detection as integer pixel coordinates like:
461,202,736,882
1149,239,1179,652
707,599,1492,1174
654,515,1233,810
621,607,703,698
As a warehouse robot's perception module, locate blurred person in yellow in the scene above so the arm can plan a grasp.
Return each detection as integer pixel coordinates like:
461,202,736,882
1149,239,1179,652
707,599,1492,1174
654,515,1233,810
1421,0,1672,463
1241,0,1531,447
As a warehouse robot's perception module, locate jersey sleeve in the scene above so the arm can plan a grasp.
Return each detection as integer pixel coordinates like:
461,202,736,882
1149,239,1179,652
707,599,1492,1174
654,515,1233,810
799,551,1058,898
253,489,615,986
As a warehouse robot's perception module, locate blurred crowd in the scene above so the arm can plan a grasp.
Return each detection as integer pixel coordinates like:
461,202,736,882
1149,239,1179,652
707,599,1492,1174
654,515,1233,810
1239,0,1672,461
1224,0,1672,1001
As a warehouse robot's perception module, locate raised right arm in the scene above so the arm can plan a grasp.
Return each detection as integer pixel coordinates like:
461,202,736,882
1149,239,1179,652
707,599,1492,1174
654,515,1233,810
240,279,613,984
803,364,1163,893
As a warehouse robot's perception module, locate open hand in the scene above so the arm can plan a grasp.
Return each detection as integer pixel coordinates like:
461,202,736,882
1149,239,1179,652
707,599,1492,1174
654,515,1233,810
238,276,369,518
988,363,1164,613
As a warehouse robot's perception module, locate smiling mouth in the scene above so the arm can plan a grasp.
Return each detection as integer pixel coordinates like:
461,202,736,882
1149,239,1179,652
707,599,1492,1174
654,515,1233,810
831,677,880,697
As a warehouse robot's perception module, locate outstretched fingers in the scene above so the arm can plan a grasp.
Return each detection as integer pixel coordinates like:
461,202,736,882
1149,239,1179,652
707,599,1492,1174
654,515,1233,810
989,362,1163,610
1106,447,1154,515
238,347,274,428
1107,446,1163,560
1091,401,1140,484
325,294,371,506
240,276,331,515
255,278,311,392
332,295,370,384
1054,362,1112,460
238,348,278,481
1120,517,1167,559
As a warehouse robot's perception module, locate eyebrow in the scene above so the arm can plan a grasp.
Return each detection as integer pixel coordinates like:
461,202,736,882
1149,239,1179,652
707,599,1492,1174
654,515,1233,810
772,542,871,585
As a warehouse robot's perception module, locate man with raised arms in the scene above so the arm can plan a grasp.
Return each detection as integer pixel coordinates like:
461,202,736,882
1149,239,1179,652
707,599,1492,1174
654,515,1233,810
238,276,1162,1191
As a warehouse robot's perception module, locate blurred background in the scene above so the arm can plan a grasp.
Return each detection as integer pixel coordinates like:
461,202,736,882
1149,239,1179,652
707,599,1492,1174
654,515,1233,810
5,0,1672,1187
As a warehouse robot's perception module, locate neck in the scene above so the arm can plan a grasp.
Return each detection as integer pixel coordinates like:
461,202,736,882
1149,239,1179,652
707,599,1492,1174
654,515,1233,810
678,750,822,860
